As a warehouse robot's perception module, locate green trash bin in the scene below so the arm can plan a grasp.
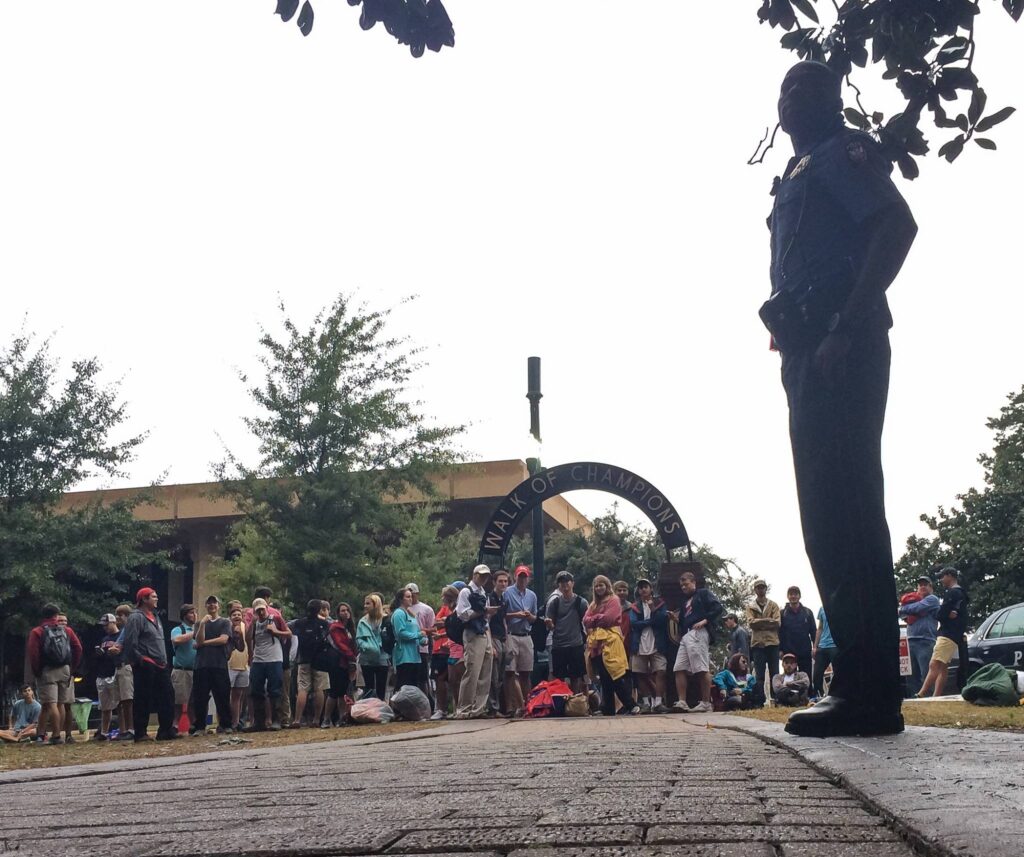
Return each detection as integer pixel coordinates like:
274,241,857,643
71,699,93,734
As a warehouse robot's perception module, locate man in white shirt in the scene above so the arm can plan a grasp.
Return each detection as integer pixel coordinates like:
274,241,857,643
405,583,436,707
454,565,498,719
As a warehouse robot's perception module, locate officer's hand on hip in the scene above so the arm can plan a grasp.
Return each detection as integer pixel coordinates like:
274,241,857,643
814,332,851,385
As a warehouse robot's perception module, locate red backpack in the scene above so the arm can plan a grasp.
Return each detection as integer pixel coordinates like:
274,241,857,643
525,679,573,718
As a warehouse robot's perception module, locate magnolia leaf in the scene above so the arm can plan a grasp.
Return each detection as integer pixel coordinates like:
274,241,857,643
297,1,314,36
976,107,1016,132
275,0,300,22
975,137,997,150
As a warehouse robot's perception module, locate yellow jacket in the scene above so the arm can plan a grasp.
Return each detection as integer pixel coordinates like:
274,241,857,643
745,599,781,648
586,626,628,681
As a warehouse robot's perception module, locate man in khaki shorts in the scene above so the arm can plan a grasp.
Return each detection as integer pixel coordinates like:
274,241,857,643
629,579,670,714
27,604,82,745
94,613,122,740
110,604,136,740
503,566,538,718
170,604,197,726
670,571,723,714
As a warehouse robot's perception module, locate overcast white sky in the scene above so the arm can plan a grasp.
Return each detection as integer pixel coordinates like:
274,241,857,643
3,2,1022,610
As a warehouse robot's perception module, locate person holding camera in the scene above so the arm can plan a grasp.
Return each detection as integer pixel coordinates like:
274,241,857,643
454,564,499,719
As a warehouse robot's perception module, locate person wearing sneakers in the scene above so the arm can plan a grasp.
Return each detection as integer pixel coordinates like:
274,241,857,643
670,571,723,713
629,579,670,714
94,613,122,740
120,588,179,741
503,565,538,718
244,598,291,731
27,604,82,745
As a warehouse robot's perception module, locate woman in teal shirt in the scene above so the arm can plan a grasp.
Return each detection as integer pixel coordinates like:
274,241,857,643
356,593,390,700
390,588,424,691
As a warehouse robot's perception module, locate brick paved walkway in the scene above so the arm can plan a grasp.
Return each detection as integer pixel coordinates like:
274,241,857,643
0,717,919,857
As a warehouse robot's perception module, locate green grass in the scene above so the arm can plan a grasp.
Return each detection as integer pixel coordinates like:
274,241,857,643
727,698,1024,731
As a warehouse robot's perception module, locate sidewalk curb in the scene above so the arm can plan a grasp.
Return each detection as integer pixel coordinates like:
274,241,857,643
702,714,1022,857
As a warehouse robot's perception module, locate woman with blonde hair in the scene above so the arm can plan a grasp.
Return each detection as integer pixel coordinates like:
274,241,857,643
583,575,639,716
356,594,389,700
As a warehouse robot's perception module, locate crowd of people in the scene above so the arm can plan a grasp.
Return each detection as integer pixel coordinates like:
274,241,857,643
3,564,970,744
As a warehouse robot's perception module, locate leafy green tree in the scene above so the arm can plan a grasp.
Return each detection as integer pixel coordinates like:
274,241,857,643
214,294,463,609
378,503,477,608
752,0,1020,177
895,384,1024,619
0,331,169,710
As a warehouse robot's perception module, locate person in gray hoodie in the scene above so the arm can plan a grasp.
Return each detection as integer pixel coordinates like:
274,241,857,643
120,587,179,742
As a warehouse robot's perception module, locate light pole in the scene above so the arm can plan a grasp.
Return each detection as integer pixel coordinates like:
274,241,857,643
526,356,544,601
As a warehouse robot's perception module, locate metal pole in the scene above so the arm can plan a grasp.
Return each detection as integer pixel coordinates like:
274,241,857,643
526,357,544,601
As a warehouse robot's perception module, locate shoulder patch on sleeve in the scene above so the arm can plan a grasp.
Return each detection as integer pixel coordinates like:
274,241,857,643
846,140,868,165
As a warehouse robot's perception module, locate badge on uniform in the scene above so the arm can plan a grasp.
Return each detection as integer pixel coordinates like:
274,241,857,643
846,141,867,164
787,155,811,179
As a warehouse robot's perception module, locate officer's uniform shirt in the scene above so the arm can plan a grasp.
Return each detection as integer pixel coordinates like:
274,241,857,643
769,128,907,332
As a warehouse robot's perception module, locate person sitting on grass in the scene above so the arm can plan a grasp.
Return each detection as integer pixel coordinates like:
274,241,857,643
713,654,757,710
771,653,811,707
0,686,41,743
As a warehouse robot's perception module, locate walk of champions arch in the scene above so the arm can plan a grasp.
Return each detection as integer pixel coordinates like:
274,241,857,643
477,461,693,569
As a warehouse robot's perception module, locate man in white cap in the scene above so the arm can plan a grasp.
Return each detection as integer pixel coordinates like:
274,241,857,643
404,582,436,707
454,565,499,719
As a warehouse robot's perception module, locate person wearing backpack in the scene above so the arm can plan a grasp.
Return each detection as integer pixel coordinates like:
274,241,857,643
356,594,389,700
27,603,83,745
290,599,332,728
545,571,589,694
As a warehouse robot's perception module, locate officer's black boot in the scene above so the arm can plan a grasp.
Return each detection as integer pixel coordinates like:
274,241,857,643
785,695,903,737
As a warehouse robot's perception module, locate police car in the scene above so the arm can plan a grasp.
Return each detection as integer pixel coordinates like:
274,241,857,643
967,602,1024,671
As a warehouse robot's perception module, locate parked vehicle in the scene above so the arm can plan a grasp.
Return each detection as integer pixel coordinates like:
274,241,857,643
967,602,1024,672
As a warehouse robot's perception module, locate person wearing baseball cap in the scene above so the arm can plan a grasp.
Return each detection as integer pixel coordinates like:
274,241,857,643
771,653,811,707
93,613,122,740
745,580,781,707
917,567,968,698
898,576,940,696
503,564,539,717
120,587,179,741
454,565,497,718
545,570,589,693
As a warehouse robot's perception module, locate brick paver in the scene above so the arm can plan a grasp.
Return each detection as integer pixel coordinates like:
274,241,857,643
0,717,917,857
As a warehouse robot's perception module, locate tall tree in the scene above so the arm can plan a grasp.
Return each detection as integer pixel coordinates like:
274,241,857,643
751,0,1020,177
214,294,463,608
0,331,169,711
895,384,1024,619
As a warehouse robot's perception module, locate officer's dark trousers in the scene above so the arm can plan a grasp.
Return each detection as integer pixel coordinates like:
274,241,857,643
133,660,175,737
781,330,901,710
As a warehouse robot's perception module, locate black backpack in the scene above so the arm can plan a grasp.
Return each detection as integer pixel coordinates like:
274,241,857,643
41,624,71,668
445,611,466,647
381,614,396,656
295,618,329,662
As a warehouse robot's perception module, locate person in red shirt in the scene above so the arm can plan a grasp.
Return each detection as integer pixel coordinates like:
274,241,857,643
27,603,83,745
322,603,357,727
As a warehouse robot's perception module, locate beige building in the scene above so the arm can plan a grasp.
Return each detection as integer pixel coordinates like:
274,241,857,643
58,459,591,606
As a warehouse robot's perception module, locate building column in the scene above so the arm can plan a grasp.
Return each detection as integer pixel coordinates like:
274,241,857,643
189,526,223,605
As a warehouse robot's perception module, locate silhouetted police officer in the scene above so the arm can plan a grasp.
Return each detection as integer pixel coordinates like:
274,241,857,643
761,61,917,737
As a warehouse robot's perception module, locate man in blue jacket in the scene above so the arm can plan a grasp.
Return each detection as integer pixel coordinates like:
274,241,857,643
898,576,940,697
629,579,670,714
670,572,723,713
